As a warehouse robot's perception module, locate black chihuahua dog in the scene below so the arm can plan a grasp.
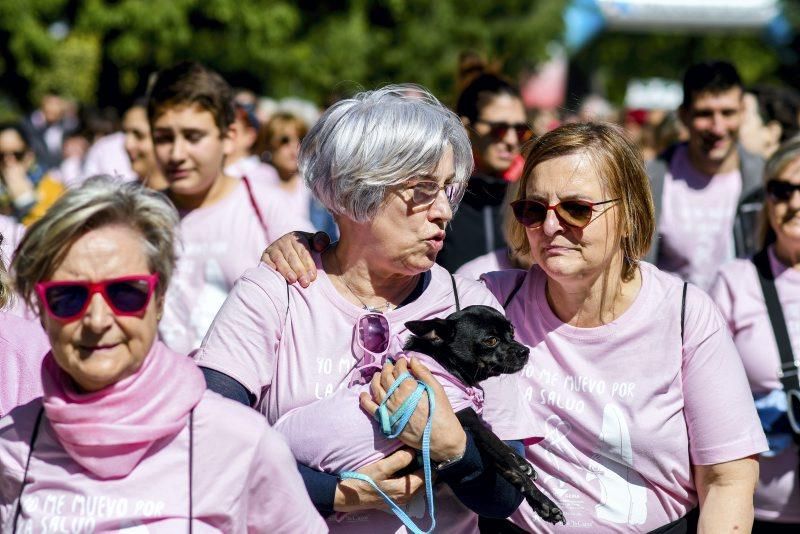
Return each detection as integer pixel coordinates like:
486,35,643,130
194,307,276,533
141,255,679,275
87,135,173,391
404,305,565,525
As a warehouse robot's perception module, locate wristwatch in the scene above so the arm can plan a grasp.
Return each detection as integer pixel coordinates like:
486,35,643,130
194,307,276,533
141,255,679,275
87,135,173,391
434,452,465,471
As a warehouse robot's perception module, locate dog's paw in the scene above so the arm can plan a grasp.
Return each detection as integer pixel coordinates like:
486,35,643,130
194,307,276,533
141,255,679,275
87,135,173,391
525,490,566,525
507,453,537,480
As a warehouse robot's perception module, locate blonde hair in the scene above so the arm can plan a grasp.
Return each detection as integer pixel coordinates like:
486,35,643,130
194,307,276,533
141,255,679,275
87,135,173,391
508,122,655,282
760,137,800,248
12,176,179,309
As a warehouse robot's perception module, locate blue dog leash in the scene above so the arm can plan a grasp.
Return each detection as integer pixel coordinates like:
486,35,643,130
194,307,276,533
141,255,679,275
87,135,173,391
339,371,437,534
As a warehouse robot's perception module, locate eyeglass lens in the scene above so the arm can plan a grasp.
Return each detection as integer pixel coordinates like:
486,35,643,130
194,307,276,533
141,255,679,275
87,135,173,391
358,314,390,354
479,121,532,143
767,180,800,201
0,151,26,161
411,182,461,206
512,200,594,228
45,280,151,318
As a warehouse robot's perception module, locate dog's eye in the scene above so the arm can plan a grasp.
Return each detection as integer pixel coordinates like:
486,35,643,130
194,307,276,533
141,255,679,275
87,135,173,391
483,337,499,347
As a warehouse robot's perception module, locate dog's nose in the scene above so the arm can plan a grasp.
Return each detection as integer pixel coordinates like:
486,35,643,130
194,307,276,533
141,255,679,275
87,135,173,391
515,345,530,359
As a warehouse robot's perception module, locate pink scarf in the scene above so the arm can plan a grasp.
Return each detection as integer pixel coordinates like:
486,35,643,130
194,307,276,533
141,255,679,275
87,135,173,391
41,341,205,479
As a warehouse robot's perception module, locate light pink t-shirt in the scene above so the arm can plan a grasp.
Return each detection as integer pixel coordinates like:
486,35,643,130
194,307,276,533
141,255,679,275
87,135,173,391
0,312,49,417
195,257,538,533
274,350,535,475
224,155,279,184
657,145,742,290
455,248,513,281
0,390,327,533
80,132,135,185
226,156,314,223
709,247,800,522
0,214,23,264
159,177,313,354
483,262,767,533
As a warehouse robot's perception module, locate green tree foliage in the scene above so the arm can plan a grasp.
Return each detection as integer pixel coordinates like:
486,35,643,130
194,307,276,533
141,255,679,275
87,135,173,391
574,29,781,106
0,0,567,110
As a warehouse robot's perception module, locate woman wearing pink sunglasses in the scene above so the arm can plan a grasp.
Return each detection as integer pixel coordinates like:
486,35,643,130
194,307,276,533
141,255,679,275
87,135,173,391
0,176,325,532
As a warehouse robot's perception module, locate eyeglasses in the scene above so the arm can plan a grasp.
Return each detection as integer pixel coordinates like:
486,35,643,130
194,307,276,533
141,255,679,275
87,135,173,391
404,180,466,208
276,135,303,147
767,180,800,202
475,120,533,144
35,274,159,322
357,313,390,355
350,312,392,385
0,150,26,162
511,198,620,229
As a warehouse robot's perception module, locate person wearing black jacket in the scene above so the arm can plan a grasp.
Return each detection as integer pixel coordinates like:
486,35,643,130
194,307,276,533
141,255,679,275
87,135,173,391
437,70,531,272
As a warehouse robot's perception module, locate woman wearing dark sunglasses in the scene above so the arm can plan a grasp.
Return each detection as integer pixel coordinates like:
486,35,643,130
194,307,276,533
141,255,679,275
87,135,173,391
0,176,325,532
478,122,765,533
256,110,338,238
0,123,65,225
710,138,800,533
435,65,533,273
196,85,537,532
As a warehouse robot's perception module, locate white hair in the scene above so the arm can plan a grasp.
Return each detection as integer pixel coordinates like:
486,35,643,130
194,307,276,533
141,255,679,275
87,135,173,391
300,84,473,222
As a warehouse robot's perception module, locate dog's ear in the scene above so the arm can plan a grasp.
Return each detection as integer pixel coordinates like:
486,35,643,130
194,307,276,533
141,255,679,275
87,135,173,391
405,318,454,344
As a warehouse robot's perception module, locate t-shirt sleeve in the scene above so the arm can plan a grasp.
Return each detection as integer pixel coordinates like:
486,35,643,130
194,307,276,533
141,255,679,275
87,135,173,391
480,374,542,444
193,265,286,404
681,284,768,465
245,426,328,533
479,269,527,309
708,267,736,332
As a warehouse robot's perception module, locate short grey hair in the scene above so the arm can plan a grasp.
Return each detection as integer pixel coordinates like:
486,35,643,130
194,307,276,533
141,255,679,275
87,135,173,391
300,84,474,222
12,175,179,309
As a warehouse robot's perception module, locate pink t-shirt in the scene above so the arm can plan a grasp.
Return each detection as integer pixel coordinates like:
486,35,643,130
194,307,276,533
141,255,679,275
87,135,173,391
709,247,800,522
455,248,513,280
657,144,742,290
274,350,534,475
226,156,314,223
0,214,23,264
80,132,135,185
482,262,767,533
0,391,327,533
159,177,313,354
195,257,538,533
224,155,279,184
0,312,49,417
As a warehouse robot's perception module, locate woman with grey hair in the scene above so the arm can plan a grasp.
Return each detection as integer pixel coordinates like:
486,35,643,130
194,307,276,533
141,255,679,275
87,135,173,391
195,85,537,532
0,176,325,532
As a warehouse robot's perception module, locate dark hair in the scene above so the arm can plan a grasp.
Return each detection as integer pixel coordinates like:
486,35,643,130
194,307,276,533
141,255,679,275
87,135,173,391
0,122,30,149
682,60,743,108
456,73,521,124
749,85,800,142
147,61,234,133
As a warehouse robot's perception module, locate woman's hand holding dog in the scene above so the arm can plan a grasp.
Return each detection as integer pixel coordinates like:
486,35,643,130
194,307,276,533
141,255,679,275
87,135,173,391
360,357,468,463
334,448,425,512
